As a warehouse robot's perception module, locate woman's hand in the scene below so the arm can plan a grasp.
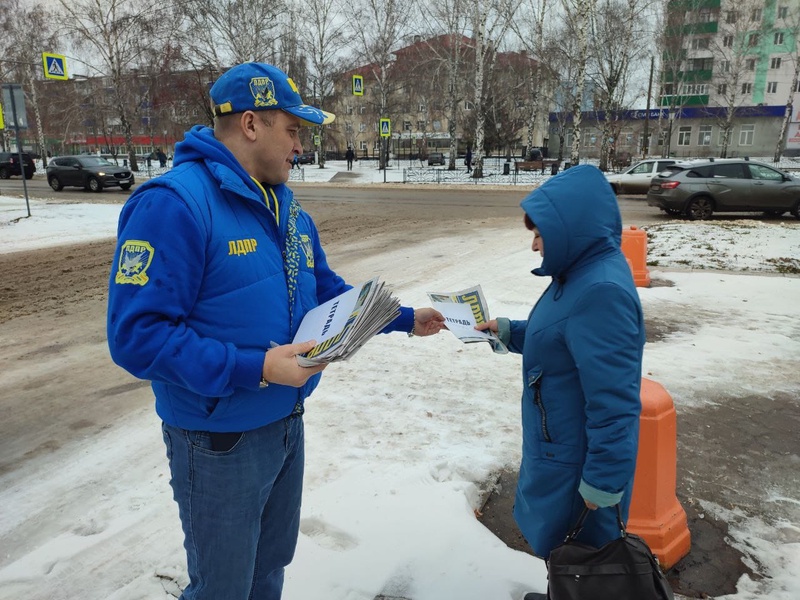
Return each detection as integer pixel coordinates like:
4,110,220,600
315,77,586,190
475,319,498,334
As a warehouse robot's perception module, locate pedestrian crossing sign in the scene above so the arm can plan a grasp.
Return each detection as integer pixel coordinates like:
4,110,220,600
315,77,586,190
42,53,68,80
380,118,391,138
352,75,364,96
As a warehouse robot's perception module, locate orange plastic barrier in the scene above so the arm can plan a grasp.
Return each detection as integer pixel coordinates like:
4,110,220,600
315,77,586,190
628,378,691,569
621,226,651,287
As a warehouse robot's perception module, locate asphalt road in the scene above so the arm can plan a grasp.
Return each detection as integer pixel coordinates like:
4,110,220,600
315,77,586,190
0,176,665,225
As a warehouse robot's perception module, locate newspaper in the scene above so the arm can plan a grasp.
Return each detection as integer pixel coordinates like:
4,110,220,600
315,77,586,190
427,285,508,354
292,277,401,366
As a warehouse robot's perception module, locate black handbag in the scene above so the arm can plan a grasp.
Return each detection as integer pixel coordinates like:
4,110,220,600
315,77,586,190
547,505,674,600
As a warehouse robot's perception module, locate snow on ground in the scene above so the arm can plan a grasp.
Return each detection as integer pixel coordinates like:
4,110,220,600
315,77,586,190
0,175,798,600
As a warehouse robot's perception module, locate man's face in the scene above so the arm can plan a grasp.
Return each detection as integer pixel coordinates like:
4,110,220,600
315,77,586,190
255,110,303,185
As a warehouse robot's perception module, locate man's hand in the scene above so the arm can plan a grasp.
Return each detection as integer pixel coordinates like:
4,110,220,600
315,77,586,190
262,340,327,387
412,307,446,337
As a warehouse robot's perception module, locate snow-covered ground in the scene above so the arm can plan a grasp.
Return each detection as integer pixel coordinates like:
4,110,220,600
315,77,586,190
0,177,798,600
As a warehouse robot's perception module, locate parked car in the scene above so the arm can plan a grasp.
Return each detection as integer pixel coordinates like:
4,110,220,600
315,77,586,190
646,158,800,220
0,151,36,179
427,152,445,166
297,151,315,164
46,156,135,192
605,159,677,194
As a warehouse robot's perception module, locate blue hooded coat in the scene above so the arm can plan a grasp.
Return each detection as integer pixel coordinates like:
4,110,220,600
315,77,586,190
498,164,645,558
107,125,412,433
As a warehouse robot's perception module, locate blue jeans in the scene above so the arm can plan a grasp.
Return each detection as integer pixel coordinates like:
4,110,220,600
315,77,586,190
162,415,305,600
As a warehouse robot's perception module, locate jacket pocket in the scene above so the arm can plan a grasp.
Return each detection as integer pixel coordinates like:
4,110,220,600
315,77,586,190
526,366,551,442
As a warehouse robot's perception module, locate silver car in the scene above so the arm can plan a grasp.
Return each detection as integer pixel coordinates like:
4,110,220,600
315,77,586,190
646,158,800,220
606,159,677,194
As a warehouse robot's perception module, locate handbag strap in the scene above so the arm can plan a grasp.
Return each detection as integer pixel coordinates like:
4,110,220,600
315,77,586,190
563,504,627,543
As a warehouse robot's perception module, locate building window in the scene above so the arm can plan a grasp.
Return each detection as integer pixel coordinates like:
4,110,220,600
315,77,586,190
741,82,753,94
778,6,787,19
746,59,756,70
725,11,737,24
359,123,366,133
748,33,759,47
464,100,474,110
774,32,784,45
346,105,353,115
418,103,425,112
432,120,442,131
739,124,754,145
698,125,712,146
417,120,426,130
717,83,727,95
698,10,713,22
750,8,762,22
677,126,692,146
684,83,708,95
359,141,367,152
719,60,730,72
771,57,782,69
691,37,710,50
359,106,366,115
403,120,412,131
767,81,778,93
345,122,353,132
723,35,734,48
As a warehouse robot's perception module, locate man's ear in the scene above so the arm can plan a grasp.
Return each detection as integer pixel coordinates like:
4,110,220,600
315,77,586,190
241,111,258,141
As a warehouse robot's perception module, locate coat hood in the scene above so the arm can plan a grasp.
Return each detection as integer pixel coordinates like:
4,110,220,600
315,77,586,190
172,124,289,201
520,164,622,278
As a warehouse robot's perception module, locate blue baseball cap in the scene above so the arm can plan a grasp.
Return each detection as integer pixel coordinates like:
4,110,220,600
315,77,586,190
210,62,335,126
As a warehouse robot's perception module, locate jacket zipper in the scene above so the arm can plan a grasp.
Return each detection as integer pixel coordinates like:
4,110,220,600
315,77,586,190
532,377,552,442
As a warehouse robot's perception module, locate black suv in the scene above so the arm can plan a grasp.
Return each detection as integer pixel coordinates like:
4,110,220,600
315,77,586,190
647,158,800,220
0,151,36,179
46,155,134,192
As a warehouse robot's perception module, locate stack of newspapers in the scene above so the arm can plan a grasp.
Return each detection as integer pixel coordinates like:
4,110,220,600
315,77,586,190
292,277,401,366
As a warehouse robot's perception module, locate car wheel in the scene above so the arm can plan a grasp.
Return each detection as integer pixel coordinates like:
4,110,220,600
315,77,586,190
685,196,714,220
793,201,800,220
24,172,34,180
0,167,9,179
87,176,103,192
610,183,620,195
48,175,63,191
762,210,786,218
120,183,131,190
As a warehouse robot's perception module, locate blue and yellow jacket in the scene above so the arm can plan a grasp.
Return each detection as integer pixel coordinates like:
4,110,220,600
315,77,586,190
498,164,645,557
107,125,412,432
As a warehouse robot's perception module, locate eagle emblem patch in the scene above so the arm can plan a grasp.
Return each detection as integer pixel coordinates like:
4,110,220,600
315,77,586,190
115,240,155,286
250,77,279,108
300,234,314,268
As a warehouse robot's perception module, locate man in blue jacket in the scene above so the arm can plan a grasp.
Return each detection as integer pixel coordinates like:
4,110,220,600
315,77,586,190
107,62,444,600
478,165,645,586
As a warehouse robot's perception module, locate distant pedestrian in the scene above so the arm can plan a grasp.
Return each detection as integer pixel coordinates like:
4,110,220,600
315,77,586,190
292,154,299,169
157,149,167,168
345,147,355,171
465,148,473,173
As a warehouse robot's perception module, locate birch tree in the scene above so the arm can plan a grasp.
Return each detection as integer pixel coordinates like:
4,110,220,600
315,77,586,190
511,0,552,160
56,0,175,171
560,0,597,166
349,0,412,169
415,0,472,170
470,0,520,178
298,0,349,168
588,0,651,170
0,1,59,161
708,0,771,157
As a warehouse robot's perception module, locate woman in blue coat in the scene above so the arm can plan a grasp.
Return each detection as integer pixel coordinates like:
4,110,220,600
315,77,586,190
479,164,645,558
